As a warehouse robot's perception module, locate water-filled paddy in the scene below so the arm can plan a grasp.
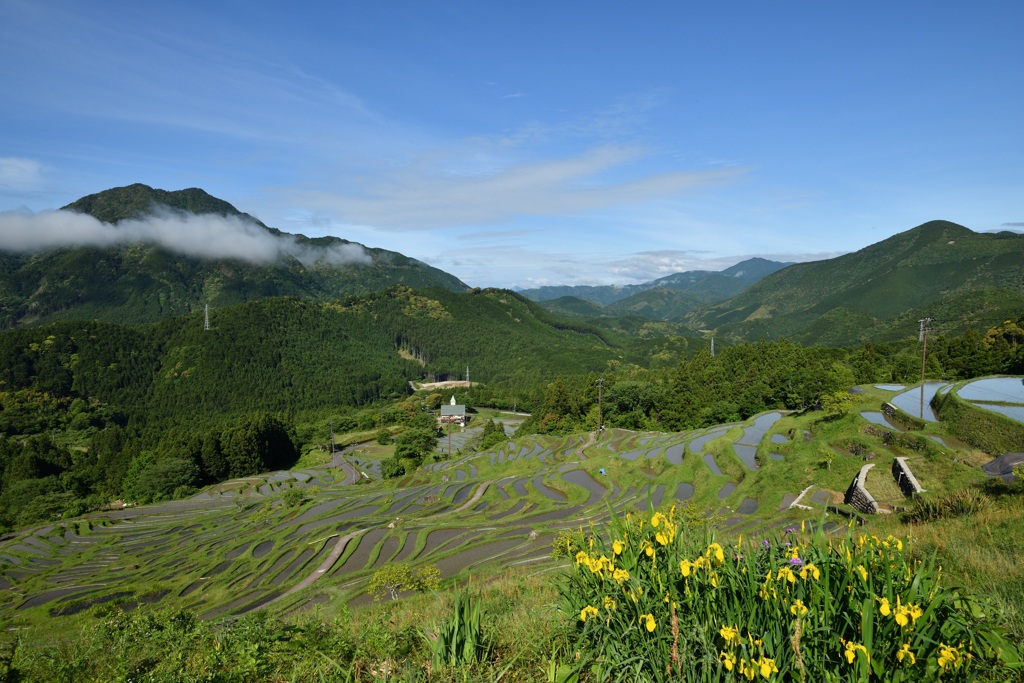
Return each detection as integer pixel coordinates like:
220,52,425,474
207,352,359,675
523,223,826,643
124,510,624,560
736,498,758,514
733,444,759,470
891,381,948,421
860,412,895,428
691,427,727,454
664,442,686,465
703,454,723,476
674,483,694,500
531,476,565,501
737,412,782,447
562,470,605,504
958,377,1024,403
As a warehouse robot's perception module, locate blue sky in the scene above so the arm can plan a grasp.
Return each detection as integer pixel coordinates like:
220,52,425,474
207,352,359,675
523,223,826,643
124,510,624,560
1,1,1021,288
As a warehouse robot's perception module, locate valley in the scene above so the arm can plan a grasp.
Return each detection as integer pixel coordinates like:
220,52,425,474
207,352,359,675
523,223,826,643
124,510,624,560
0,186,1022,680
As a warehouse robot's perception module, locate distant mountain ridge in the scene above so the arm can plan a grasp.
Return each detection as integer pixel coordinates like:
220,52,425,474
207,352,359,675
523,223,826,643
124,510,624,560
519,257,791,308
686,220,1024,344
0,184,468,328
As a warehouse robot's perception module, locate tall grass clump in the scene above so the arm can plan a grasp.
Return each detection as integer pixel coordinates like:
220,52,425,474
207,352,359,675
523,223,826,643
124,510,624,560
424,590,489,671
564,506,1022,682
902,488,992,524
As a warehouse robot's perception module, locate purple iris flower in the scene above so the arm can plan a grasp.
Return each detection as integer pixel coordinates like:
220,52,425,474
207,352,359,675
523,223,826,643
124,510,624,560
790,557,803,566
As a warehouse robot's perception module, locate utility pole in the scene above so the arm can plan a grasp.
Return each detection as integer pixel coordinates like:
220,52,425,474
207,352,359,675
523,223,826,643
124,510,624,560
329,418,335,455
710,337,715,358
919,317,932,418
465,366,470,386
204,304,210,331
596,377,604,433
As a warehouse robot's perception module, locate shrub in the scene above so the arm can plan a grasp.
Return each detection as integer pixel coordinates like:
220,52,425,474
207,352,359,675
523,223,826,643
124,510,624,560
366,563,441,601
903,489,992,524
563,506,1021,681
280,487,309,508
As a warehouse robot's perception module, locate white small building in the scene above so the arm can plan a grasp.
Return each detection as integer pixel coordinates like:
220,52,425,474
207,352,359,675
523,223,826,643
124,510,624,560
439,395,467,427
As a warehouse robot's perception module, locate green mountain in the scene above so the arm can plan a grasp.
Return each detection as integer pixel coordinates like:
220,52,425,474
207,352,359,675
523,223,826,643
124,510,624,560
518,257,791,307
686,221,1024,344
0,286,641,437
0,184,468,329
534,295,607,318
604,286,703,319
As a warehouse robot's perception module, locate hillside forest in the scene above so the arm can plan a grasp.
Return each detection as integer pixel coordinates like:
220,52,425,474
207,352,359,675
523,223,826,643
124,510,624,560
0,281,1021,531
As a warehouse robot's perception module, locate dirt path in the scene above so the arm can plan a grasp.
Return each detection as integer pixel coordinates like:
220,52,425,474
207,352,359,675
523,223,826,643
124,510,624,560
575,431,597,460
253,528,365,612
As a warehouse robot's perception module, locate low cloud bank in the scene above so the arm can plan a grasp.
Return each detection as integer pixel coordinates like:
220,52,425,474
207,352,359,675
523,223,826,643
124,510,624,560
0,208,370,266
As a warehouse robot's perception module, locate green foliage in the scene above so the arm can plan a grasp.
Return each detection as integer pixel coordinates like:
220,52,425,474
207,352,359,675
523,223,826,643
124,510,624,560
380,457,405,479
123,455,200,504
551,528,592,559
393,427,439,466
479,418,507,450
564,507,1022,681
280,487,309,508
425,590,489,670
375,429,393,445
821,390,855,418
366,563,441,601
903,488,993,524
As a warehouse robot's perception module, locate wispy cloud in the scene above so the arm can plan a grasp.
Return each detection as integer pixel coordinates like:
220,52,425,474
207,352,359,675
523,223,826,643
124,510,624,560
0,3,373,146
0,208,370,266
295,146,744,229
0,157,44,191
1001,222,1024,227
603,250,713,280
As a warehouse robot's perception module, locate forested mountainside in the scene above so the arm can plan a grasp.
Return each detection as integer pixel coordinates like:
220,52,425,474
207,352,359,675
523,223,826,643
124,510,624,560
521,257,790,307
685,220,1024,345
1,270,1020,529
0,184,467,329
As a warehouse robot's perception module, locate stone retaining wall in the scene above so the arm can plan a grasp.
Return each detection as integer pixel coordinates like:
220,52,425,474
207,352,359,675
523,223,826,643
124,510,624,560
892,457,925,498
844,463,879,514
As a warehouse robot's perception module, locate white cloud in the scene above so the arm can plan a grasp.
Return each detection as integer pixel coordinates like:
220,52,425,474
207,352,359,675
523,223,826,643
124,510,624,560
296,146,744,229
0,208,370,266
0,157,44,191
603,250,712,280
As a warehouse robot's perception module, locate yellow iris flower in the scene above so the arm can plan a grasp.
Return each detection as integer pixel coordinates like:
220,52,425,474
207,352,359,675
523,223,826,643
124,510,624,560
640,613,656,632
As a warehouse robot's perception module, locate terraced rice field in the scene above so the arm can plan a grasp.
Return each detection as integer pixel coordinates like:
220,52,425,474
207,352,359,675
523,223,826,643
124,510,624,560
0,410,894,627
